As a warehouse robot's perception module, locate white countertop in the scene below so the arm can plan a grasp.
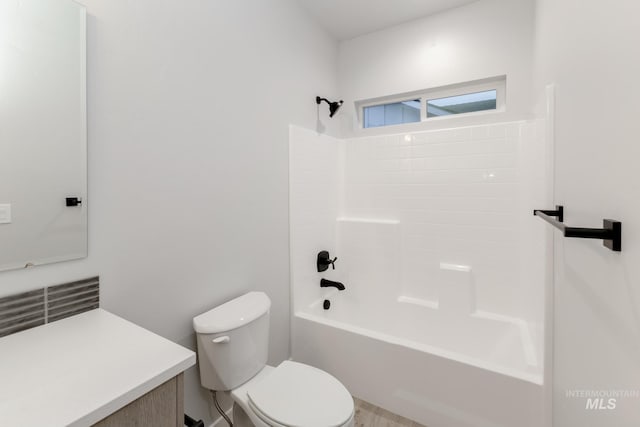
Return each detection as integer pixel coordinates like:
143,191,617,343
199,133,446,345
0,309,196,427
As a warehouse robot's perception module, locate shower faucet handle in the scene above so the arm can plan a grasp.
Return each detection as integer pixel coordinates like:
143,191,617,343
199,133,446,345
328,257,337,269
317,251,338,272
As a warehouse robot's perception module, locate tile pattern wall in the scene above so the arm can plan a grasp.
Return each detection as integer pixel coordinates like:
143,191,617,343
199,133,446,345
0,288,45,337
0,276,99,337
343,123,546,319
47,277,100,323
336,218,401,308
290,121,547,329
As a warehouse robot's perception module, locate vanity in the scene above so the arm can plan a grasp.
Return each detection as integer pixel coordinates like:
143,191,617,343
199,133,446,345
0,309,195,426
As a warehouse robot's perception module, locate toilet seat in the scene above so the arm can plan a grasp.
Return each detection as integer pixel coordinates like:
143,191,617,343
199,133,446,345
236,361,354,427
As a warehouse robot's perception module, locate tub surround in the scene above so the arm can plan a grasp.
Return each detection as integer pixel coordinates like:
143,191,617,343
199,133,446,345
289,122,548,426
0,309,195,426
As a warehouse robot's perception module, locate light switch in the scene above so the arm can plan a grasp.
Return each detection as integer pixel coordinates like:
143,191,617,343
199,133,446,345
0,204,12,224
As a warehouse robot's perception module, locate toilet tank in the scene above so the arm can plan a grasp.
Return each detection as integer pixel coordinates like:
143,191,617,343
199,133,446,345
193,292,271,391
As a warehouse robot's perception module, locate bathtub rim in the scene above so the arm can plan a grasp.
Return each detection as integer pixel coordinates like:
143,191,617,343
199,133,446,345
294,309,543,386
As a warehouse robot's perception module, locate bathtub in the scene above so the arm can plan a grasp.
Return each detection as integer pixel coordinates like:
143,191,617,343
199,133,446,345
291,293,544,427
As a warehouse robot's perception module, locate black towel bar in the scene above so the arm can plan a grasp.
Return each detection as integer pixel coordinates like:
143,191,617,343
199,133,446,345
533,205,621,252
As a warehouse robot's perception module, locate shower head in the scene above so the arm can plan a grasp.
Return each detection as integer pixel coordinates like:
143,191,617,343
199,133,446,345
316,96,344,118
328,100,343,117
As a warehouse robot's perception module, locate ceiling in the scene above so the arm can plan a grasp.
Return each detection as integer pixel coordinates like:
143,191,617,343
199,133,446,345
297,0,480,41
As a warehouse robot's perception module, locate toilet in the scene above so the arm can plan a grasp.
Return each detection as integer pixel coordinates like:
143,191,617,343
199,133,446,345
193,292,354,427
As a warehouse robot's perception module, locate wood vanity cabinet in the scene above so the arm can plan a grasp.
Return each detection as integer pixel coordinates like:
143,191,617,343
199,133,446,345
93,374,184,427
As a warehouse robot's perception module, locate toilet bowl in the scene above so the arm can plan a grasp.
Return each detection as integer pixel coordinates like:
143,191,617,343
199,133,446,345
193,292,354,427
231,362,354,427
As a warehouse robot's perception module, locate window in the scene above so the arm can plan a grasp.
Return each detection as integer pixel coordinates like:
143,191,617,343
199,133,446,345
363,99,421,128
358,76,505,129
426,90,497,118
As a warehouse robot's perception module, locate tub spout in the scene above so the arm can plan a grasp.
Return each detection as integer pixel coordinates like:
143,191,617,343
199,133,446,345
320,278,345,291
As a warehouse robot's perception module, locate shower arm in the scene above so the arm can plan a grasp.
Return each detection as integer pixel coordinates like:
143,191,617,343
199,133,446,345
315,96,344,117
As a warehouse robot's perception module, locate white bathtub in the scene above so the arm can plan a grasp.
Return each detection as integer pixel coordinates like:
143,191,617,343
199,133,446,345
292,294,544,427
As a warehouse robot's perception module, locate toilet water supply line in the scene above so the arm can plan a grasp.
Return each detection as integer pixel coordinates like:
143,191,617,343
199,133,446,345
211,390,233,427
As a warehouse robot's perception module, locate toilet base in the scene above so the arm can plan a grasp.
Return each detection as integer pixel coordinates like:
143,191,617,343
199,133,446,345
232,403,253,427
232,402,355,427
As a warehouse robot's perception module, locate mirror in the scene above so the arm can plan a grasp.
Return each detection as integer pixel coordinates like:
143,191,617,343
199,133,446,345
0,0,87,271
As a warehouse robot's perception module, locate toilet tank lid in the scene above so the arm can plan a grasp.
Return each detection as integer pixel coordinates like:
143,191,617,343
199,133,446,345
193,292,271,334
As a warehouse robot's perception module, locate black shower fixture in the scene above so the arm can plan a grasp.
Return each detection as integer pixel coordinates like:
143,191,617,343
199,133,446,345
317,250,337,272
316,96,343,118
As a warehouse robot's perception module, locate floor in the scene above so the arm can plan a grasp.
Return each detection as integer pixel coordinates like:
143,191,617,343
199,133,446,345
353,398,427,427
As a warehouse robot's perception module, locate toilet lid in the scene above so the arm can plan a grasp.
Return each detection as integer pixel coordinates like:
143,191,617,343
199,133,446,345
247,361,353,427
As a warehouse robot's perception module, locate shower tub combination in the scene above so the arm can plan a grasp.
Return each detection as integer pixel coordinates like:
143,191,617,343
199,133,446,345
291,217,545,427
289,123,548,427
292,293,544,427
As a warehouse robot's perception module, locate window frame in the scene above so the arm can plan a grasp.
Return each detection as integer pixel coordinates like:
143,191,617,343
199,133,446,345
357,76,506,130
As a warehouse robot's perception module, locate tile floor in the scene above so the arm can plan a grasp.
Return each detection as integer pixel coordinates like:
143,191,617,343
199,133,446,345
353,398,426,427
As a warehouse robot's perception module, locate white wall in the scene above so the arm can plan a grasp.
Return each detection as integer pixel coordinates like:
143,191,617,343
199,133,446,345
338,0,535,135
0,1,338,424
534,0,640,425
